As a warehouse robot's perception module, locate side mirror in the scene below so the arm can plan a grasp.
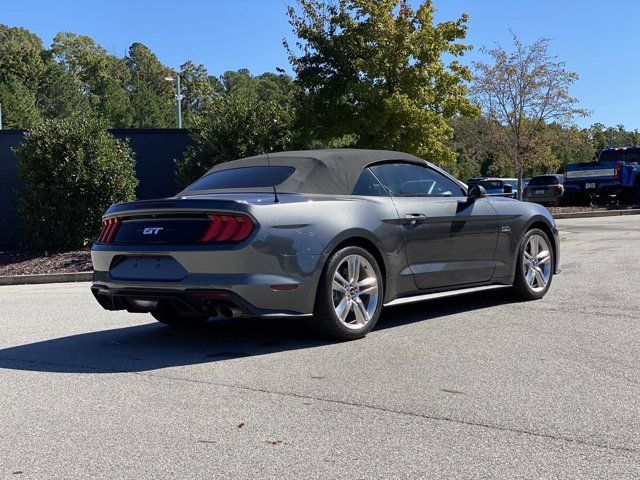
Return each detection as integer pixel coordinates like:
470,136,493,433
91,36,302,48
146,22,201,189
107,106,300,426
468,185,487,201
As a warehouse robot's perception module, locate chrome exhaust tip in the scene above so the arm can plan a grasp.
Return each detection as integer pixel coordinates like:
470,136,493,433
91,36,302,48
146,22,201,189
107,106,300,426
204,301,219,317
130,299,158,311
216,303,242,318
217,303,233,318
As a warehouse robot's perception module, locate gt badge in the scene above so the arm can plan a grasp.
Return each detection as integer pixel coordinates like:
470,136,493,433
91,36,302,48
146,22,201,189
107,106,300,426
143,227,163,235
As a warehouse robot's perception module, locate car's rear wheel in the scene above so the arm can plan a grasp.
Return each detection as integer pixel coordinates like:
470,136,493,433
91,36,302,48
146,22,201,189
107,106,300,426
512,229,554,300
151,304,209,328
313,246,384,340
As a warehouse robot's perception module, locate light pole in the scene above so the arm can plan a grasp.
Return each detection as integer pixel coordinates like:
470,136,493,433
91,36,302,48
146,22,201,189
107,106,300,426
0,102,3,130
164,75,182,129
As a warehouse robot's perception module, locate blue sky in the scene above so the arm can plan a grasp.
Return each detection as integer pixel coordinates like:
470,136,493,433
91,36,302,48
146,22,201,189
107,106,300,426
2,0,639,129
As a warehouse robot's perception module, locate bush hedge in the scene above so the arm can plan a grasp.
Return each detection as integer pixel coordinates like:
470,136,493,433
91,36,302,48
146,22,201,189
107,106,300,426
15,117,138,250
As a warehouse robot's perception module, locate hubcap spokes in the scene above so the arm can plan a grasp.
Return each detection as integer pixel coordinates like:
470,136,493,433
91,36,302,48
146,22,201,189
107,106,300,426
332,254,379,329
523,235,552,292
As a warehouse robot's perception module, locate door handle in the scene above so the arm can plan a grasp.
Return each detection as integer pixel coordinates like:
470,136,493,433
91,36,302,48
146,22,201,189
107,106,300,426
404,213,427,225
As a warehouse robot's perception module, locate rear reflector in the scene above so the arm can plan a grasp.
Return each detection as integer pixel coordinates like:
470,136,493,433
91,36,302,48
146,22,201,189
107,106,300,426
198,214,254,243
191,292,230,299
97,217,122,244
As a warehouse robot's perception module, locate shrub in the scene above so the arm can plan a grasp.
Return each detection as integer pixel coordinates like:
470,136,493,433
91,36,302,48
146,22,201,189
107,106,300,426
15,117,137,249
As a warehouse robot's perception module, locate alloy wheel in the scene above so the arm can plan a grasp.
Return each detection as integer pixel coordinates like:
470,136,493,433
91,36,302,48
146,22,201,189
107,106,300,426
523,234,552,293
331,254,380,329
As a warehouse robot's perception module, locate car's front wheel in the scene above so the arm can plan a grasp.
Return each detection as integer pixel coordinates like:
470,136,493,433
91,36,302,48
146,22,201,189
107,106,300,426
313,246,384,340
512,228,554,300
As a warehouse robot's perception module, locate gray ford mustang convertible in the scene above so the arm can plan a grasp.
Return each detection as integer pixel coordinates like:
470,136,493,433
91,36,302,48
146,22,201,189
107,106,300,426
91,149,559,340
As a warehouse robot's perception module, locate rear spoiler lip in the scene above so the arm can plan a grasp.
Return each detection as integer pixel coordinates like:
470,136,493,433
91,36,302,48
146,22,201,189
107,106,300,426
103,197,253,218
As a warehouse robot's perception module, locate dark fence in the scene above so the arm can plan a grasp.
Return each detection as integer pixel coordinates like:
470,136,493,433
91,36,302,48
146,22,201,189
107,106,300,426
0,129,193,248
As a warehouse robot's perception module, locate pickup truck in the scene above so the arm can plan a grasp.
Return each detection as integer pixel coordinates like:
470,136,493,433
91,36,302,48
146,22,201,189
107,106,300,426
564,147,640,204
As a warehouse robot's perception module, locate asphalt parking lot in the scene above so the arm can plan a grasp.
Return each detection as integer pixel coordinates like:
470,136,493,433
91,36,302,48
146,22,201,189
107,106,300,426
1,215,639,479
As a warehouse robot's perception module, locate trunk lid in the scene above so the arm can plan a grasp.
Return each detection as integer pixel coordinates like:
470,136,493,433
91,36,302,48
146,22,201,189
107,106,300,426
99,194,272,245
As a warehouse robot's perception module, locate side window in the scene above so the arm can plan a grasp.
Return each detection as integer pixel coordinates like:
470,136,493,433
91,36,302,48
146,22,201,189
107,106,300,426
370,163,465,198
352,168,389,196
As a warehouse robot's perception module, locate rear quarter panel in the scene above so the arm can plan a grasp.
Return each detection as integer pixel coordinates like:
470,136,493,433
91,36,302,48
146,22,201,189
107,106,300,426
246,195,411,304
487,197,558,281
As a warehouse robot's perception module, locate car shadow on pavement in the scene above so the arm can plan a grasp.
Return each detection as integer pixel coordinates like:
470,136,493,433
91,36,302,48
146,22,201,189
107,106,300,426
0,290,516,374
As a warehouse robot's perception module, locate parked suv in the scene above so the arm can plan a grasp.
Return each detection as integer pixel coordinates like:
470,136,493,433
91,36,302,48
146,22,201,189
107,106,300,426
523,175,565,206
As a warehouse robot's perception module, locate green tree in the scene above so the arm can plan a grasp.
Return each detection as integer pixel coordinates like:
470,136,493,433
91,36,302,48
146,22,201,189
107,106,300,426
51,32,133,126
472,33,588,197
126,43,174,127
51,32,110,86
179,60,216,128
177,69,303,186
177,70,297,186
547,123,595,166
586,123,640,152
129,82,173,128
0,75,41,129
15,117,137,249
36,60,92,120
220,68,255,95
287,0,477,164
94,76,133,127
0,25,45,91
448,115,502,180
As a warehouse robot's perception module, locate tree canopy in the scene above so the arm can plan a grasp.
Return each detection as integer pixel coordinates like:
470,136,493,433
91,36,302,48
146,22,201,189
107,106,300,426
286,0,478,165
176,69,300,186
0,13,633,184
471,33,589,194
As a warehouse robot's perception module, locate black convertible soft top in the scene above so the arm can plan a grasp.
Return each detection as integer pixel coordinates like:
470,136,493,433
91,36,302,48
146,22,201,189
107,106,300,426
191,149,432,195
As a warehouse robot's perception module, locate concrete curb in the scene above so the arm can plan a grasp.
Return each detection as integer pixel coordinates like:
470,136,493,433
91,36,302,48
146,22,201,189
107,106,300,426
553,209,640,219
0,272,93,286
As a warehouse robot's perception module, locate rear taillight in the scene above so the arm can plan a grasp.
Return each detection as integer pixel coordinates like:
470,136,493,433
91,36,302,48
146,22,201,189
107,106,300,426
554,185,562,195
198,214,254,243
615,163,622,180
523,188,529,196
97,217,122,244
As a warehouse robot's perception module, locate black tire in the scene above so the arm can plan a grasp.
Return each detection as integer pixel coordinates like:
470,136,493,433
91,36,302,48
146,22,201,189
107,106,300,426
511,228,554,301
313,246,384,341
622,186,640,206
151,305,209,328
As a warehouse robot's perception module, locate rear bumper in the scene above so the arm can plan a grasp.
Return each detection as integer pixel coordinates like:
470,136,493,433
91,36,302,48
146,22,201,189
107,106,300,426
564,182,622,195
523,194,561,205
90,245,324,316
91,283,311,318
